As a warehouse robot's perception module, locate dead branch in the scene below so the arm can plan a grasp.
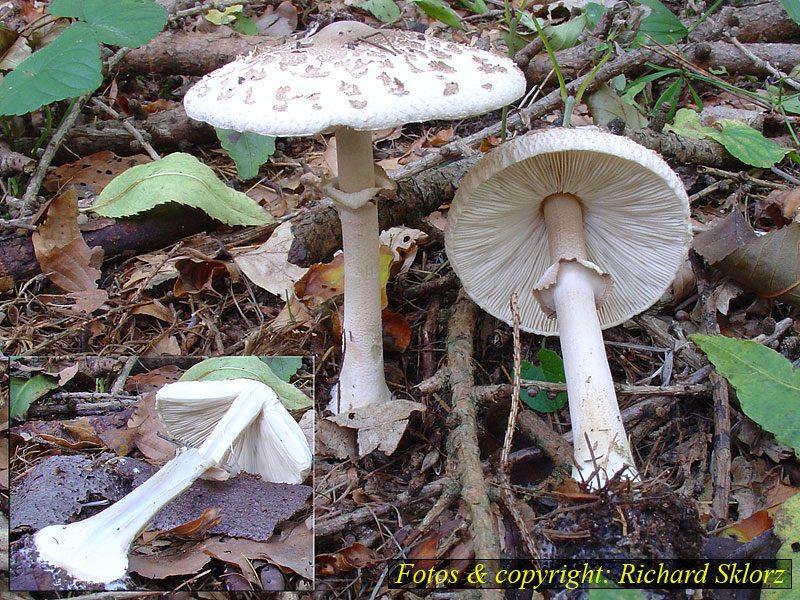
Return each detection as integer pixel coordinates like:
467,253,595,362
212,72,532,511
521,41,800,90
446,293,503,592
118,30,265,76
14,106,217,163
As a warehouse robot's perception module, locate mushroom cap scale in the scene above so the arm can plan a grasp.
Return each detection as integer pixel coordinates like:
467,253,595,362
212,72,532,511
183,20,526,136
445,127,691,335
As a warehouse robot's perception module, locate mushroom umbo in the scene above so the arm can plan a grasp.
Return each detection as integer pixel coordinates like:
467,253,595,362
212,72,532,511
183,21,526,413
33,379,311,584
445,128,690,488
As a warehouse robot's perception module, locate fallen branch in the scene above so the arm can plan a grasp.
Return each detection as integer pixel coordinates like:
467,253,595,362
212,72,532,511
446,293,503,593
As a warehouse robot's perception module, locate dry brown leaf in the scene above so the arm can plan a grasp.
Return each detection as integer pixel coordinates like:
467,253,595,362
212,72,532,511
68,288,109,314
143,507,223,543
761,188,800,226
693,211,800,308
382,309,411,353
32,189,102,293
124,365,182,392
131,299,174,323
317,542,378,576
149,334,181,356
327,399,425,456
173,258,238,297
127,391,176,462
233,221,308,298
42,151,150,193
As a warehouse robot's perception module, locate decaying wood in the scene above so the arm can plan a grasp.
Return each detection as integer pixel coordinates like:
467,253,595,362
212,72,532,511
446,293,502,593
118,30,266,76
14,106,217,163
690,250,732,526
521,41,800,90
0,208,215,283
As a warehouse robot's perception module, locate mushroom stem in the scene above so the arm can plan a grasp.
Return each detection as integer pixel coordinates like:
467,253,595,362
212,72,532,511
33,388,265,584
331,127,392,411
542,193,637,488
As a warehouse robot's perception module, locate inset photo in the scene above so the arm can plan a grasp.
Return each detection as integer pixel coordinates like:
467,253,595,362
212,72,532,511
8,355,313,592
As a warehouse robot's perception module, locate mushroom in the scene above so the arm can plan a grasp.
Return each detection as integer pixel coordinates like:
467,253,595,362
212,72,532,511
445,128,690,488
33,378,311,584
182,21,526,413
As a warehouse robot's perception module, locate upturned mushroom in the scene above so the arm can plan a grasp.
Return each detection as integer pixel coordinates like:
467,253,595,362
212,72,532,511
183,21,526,413
34,378,311,584
445,128,690,488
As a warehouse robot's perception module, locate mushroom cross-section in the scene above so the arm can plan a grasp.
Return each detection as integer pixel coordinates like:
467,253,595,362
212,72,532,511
183,21,526,413
445,128,690,488
33,378,311,584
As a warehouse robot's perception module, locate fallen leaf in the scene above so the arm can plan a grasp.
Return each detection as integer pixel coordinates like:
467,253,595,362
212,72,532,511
382,309,411,353
131,299,174,323
143,507,223,543
296,245,395,309
42,151,150,194
761,188,800,226
32,189,102,293
68,288,109,314
256,0,298,36
148,334,181,356
317,542,378,576
173,258,238,297
233,221,308,298
693,211,800,308
327,399,426,456
430,127,454,146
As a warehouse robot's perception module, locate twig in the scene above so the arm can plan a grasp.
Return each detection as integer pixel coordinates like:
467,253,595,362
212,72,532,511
20,47,132,212
171,0,260,20
724,32,800,91
110,355,139,396
689,249,731,527
498,293,540,560
21,93,91,211
91,98,160,161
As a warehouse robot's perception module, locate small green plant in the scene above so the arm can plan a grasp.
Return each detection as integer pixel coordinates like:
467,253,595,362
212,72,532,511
520,345,567,413
0,0,168,116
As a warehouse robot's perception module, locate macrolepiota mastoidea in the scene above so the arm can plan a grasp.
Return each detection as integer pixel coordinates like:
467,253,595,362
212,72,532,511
183,21,526,413
445,127,691,488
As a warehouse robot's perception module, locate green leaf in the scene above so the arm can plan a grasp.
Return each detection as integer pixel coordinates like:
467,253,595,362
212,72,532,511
585,2,607,28
666,107,718,139
411,0,464,29
180,356,311,410
263,356,303,382
359,0,401,22
49,0,167,48
89,152,273,226
544,13,588,50
0,23,101,116
709,119,791,168
781,0,800,25
10,374,59,420
520,347,567,413
691,334,800,456
216,128,276,180
231,16,258,35
635,0,688,44
761,492,800,597
204,5,242,25
456,0,488,14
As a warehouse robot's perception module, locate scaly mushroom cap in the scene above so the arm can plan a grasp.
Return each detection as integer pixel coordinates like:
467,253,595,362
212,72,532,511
183,20,526,136
445,128,691,334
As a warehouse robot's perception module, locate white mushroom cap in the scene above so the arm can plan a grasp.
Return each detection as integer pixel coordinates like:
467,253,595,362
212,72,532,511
183,20,526,136
156,379,312,484
445,128,691,335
